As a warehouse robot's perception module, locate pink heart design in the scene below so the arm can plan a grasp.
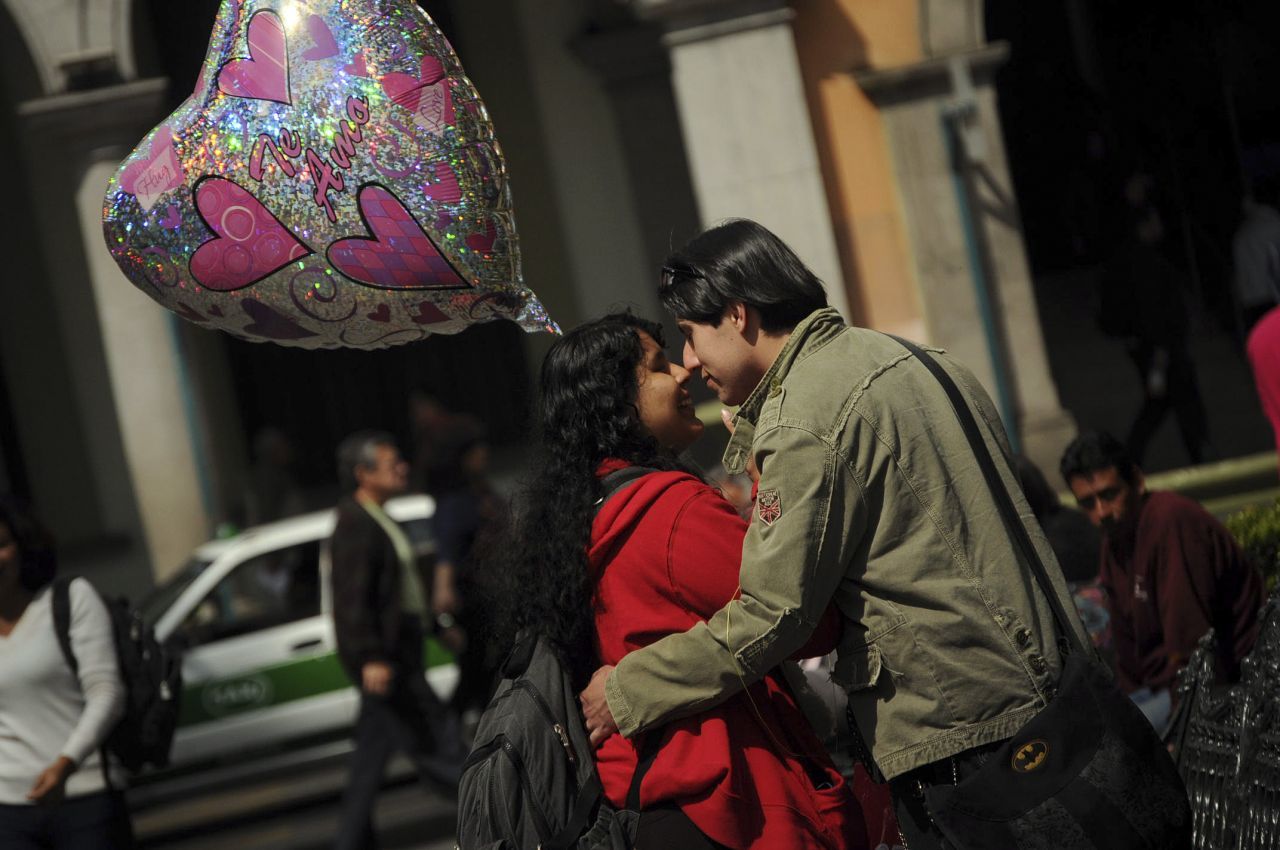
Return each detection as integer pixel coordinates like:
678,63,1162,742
327,184,470,290
240,299,317,340
190,177,312,291
302,14,338,61
119,129,184,211
218,11,291,104
344,52,370,78
411,301,450,325
423,163,461,205
174,302,208,324
380,57,454,134
466,220,497,255
368,304,391,322
160,204,182,230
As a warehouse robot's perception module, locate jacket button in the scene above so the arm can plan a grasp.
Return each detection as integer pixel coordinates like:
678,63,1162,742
1029,655,1048,675
1016,627,1032,647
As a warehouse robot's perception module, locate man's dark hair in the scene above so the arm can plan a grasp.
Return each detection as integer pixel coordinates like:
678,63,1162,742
659,219,828,333
0,497,57,591
1059,431,1138,486
336,430,397,493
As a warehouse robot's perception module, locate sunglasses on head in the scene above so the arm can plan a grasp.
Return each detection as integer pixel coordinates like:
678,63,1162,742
659,264,705,292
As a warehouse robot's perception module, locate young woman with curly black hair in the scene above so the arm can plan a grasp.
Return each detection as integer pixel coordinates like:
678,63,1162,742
0,499,134,848
499,313,866,850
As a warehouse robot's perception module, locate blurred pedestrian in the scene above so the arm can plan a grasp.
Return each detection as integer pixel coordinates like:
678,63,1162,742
0,498,133,849
1232,176,1280,336
421,416,499,726
1247,306,1280,464
1098,176,1209,467
1017,456,1112,663
242,426,304,527
330,433,464,850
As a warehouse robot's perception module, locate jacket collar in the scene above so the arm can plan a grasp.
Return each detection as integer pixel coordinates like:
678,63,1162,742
723,307,847,473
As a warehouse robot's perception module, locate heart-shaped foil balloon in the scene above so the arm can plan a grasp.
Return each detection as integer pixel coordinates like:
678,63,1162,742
102,0,559,348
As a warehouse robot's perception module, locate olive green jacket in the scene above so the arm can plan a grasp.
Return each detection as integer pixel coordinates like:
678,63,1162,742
605,308,1088,779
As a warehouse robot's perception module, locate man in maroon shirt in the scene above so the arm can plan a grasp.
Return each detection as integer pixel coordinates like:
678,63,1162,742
1060,432,1263,728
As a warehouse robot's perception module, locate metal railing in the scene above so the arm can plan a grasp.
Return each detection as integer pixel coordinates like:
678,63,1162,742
1170,594,1280,849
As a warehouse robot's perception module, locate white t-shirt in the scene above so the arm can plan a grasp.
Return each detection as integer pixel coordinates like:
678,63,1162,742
0,578,126,803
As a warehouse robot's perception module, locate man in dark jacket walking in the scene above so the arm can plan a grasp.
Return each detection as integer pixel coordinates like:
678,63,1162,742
331,430,463,850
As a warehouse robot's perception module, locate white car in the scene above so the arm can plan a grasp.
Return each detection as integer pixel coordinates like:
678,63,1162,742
134,495,458,784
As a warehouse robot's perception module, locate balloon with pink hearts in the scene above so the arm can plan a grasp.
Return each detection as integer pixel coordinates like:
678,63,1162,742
102,0,560,349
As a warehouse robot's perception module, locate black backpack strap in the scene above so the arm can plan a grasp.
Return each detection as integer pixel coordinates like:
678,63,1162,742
548,772,606,850
625,733,662,812
890,335,1087,659
51,577,78,675
51,577,117,789
548,734,661,849
596,466,655,513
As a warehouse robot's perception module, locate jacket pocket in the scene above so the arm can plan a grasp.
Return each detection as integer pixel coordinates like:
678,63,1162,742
832,642,882,692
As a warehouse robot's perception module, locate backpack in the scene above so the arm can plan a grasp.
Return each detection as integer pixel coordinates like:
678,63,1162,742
52,577,183,775
456,466,657,850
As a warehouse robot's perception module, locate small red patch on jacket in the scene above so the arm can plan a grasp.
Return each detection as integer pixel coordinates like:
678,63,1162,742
757,489,781,525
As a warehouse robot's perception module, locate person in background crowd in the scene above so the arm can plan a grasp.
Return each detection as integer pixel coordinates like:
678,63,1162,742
0,498,133,849
578,220,1087,849
1232,176,1280,337
1060,431,1264,730
1098,176,1210,468
1016,456,1111,661
422,415,499,726
1246,306,1280,465
242,426,305,527
497,313,867,849
330,433,464,850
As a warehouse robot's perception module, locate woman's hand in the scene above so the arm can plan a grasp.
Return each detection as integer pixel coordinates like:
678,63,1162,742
26,755,75,805
579,665,618,747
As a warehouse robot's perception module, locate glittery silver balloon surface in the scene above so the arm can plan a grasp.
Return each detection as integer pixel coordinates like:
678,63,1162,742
103,0,559,348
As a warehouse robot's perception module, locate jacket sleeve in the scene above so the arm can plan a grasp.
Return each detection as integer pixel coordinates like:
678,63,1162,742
331,507,388,671
607,423,865,737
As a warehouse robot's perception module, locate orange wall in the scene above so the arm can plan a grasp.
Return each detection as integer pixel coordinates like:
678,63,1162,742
791,0,923,334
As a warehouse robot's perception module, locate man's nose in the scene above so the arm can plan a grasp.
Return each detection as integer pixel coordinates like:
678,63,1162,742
682,341,701,372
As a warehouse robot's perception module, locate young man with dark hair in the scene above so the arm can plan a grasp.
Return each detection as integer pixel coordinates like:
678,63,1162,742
331,431,463,850
579,219,1090,847
1060,431,1263,728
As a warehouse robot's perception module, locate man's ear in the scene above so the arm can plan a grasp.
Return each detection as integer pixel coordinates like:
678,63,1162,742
723,300,749,332
1133,468,1146,495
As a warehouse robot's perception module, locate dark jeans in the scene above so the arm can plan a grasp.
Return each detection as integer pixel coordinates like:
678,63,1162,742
889,740,1007,850
0,791,134,849
633,805,727,850
335,619,465,850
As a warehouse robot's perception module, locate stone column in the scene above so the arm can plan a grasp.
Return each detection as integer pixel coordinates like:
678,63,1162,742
18,80,216,581
626,0,852,320
855,42,1077,474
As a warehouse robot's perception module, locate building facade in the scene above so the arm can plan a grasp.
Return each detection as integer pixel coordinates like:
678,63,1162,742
0,0,1074,589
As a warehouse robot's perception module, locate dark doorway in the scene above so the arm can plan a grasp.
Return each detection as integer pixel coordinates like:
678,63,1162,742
987,0,1278,472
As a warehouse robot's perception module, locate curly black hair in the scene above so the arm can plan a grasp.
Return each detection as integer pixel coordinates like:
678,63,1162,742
491,312,686,686
0,497,57,592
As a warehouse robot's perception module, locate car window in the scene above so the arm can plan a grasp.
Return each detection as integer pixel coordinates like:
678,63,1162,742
174,540,321,648
140,557,212,627
400,517,435,552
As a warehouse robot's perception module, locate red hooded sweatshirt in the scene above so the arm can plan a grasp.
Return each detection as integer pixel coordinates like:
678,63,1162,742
589,460,865,850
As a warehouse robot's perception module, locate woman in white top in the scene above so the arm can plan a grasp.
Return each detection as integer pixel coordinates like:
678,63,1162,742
0,499,134,848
